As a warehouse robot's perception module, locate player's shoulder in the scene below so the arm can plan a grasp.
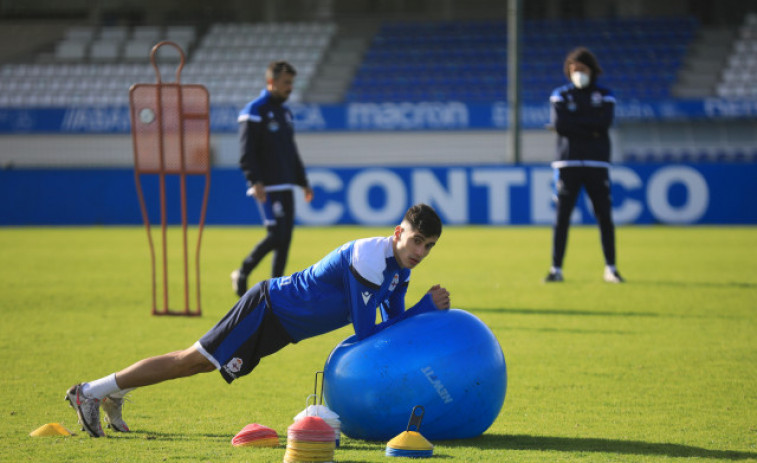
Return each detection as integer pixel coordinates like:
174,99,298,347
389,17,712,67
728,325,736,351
351,236,393,286
593,84,616,102
237,91,270,123
550,83,573,102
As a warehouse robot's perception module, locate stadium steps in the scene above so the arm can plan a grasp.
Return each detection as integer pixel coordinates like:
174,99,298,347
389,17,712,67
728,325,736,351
304,20,378,103
672,26,736,98
0,20,78,63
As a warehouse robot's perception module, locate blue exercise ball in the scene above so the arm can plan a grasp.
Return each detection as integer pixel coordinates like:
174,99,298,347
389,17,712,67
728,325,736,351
323,309,506,441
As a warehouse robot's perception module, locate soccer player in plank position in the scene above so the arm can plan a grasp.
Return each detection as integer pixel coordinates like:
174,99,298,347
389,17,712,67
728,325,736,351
65,203,451,437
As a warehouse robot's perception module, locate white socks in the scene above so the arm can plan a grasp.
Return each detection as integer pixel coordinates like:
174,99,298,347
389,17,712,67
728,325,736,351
81,373,123,400
550,266,562,275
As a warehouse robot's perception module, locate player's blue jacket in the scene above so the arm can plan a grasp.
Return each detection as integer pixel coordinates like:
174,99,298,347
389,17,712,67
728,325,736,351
267,236,437,341
238,89,309,190
549,82,615,167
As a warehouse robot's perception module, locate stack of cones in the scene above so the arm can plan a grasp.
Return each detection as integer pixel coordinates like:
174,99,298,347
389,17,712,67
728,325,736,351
294,404,341,447
386,405,434,458
231,423,279,447
385,430,434,458
283,416,335,463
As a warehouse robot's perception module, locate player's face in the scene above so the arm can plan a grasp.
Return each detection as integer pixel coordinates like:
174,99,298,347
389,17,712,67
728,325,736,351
393,223,438,269
268,72,295,101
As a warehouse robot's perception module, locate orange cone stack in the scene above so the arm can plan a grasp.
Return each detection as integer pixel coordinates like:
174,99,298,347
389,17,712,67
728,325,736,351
283,416,335,463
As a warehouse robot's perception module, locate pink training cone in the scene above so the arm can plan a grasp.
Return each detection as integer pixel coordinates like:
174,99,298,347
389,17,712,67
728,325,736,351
231,423,279,447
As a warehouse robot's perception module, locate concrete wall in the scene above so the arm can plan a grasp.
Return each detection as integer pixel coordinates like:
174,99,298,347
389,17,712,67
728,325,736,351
0,129,563,168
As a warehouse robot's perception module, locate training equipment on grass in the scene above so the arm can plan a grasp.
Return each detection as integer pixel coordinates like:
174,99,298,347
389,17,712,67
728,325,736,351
323,308,507,441
386,405,434,458
283,416,336,463
130,41,210,317
293,371,341,447
29,423,73,437
231,423,279,447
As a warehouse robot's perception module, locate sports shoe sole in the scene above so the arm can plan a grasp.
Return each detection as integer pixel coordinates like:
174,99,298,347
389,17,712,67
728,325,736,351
65,384,104,437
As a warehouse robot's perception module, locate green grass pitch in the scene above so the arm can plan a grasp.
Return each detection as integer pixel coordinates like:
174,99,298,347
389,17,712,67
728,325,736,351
1,225,755,462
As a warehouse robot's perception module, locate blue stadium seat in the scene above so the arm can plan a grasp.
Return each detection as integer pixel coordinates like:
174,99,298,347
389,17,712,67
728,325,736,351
348,17,697,103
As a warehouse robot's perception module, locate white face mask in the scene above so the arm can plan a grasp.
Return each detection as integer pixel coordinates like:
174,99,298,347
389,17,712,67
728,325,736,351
571,71,590,89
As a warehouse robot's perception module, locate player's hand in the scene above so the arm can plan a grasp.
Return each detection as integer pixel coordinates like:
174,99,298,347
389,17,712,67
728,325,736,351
250,182,266,202
303,186,314,203
428,284,450,310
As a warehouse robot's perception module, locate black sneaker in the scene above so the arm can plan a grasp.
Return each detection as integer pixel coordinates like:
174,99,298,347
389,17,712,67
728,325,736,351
544,270,564,283
230,270,247,297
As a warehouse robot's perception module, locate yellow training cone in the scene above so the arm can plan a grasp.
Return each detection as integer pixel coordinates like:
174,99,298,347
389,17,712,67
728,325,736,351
30,423,73,437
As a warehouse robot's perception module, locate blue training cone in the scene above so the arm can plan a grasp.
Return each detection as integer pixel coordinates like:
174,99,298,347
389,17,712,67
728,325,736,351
386,405,434,458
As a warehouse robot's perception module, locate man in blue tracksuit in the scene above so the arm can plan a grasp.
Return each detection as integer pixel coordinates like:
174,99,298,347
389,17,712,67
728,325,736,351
544,47,624,283
232,61,314,297
65,204,451,437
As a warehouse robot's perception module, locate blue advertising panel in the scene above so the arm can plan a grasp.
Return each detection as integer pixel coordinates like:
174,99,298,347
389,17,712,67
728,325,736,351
1,164,755,226
1,98,756,134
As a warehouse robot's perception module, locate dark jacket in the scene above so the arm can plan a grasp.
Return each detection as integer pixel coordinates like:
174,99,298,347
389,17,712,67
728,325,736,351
549,83,615,165
238,89,309,188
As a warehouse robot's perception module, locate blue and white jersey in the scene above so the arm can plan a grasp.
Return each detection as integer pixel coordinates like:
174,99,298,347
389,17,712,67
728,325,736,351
267,236,436,342
237,89,309,190
549,82,615,167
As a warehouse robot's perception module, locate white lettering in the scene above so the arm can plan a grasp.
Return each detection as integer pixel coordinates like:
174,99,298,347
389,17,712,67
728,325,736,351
296,169,344,224
610,166,643,224
412,169,467,224
647,166,709,223
421,366,454,404
61,107,131,132
347,102,469,130
531,168,560,224
348,169,406,224
471,169,526,224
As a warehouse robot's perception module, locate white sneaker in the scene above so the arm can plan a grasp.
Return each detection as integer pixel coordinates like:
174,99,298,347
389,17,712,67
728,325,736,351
65,384,104,437
231,269,247,297
604,268,625,283
102,395,130,432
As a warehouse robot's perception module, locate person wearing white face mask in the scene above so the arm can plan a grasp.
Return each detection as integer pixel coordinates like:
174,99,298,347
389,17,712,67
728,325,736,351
544,47,624,284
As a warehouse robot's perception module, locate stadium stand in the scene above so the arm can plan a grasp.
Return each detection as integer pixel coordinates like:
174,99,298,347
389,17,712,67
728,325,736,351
716,13,757,98
346,17,698,103
184,21,335,104
0,22,334,107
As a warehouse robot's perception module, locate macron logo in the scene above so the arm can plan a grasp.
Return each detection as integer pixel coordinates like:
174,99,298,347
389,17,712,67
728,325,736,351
361,291,371,305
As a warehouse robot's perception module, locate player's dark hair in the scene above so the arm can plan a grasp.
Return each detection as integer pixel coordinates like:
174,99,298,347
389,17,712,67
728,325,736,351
563,47,602,83
404,203,442,238
266,61,297,81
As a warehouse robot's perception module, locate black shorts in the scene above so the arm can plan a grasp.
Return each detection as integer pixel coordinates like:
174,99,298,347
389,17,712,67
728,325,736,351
195,281,293,383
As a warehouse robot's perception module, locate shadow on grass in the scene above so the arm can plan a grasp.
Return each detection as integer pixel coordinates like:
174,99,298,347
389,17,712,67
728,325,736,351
117,430,229,441
438,433,757,460
628,279,757,290
470,307,660,318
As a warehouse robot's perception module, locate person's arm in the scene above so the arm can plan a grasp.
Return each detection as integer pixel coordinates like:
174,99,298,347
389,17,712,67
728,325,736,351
354,280,449,341
552,92,614,137
346,266,383,340
286,109,313,202
238,111,265,199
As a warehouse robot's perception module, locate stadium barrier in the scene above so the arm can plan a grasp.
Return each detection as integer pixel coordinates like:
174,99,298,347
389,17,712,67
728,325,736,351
1,164,755,226
1,99,757,134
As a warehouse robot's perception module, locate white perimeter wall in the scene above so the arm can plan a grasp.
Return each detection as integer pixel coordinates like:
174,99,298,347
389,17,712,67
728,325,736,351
0,129,568,168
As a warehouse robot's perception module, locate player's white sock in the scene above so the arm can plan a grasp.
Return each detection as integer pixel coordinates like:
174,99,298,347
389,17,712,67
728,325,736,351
550,266,562,275
82,373,121,400
605,265,617,273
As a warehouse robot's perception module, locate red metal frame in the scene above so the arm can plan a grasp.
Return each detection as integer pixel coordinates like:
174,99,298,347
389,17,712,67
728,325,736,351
129,41,210,316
